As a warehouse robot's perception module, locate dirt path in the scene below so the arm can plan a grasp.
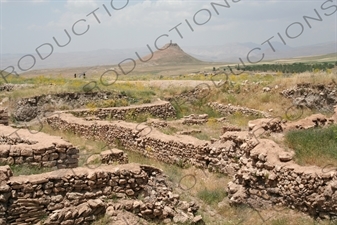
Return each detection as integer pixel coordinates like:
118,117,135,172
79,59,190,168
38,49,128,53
116,80,215,89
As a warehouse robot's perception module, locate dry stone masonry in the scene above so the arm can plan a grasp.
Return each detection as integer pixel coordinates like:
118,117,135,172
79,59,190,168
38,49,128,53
43,199,106,225
87,149,129,165
0,163,202,225
283,113,334,131
146,118,168,128
222,125,242,134
182,114,208,125
208,102,270,117
248,111,335,135
0,125,79,169
68,100,176,120
0,107,8,126
227,136,337,220
46,113,212,168
46,111,337,220
177,130,202,135
11,91,128,122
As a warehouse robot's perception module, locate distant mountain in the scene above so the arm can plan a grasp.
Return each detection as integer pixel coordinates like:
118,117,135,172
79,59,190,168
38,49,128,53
183,41,336,62
135,43,203,66
1,41,336,71
0,47,150,72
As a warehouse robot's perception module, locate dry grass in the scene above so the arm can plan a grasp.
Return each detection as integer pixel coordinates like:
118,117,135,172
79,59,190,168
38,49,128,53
156,118,223,141
13,69,337,225
29,121,336,225
91,215,112,225
30,123,109,167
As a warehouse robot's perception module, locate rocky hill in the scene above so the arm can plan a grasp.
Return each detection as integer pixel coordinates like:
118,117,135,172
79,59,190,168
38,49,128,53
137,43,203,66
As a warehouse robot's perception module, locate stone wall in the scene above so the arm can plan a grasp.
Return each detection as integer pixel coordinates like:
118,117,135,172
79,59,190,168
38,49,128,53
11,91,127,122
87,149,129,165
46,113,337,219
0,164,201,225
68,100,176,120
227,137,337,220
0,84,34,92
0,107,8,126
182,114,208,125
45,113,257,176
0,125,79,169
208,102,270,117
222,125,242,134
46,113,214,169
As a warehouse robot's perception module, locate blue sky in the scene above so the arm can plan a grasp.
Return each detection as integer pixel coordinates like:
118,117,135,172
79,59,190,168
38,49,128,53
0,0,336,55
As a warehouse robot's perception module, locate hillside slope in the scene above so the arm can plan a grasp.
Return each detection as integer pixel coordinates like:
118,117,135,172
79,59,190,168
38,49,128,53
137,43,204,66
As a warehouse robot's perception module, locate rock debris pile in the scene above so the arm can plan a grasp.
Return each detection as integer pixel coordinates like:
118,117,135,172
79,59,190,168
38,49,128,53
280,83,337,112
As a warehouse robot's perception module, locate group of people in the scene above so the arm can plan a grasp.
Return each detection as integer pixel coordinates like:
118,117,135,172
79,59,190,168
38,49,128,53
74,73,86,78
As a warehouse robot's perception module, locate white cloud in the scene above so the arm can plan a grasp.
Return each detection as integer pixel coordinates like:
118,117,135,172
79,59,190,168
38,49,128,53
65,0,98,10
0,0,47,3
45,0,100,29
27,24,46,30
44,0,200,31
52,8,61,14
31,0,48,3
106,0,202,28
2,0,334,54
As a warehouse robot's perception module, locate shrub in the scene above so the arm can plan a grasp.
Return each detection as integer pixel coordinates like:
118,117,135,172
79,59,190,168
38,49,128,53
192,133,210,141
159,126,178,135
270,218,288,225
113,138,124,149
227,111,261,128
86,102,97,111
197,188,227,205
142,99,151,104
124,110,150,123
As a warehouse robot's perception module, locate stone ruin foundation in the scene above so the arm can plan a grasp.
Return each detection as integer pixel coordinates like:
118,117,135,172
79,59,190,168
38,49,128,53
45,111,337,220
10,91,128,122
0,125,79,169
208,102,270,118
0,164,202,225
0,107,8,126
0,115,202,224
69,100,176,121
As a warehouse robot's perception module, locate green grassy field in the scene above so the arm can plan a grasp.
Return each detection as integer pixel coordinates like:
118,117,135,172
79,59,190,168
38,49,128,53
285,125,337,167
